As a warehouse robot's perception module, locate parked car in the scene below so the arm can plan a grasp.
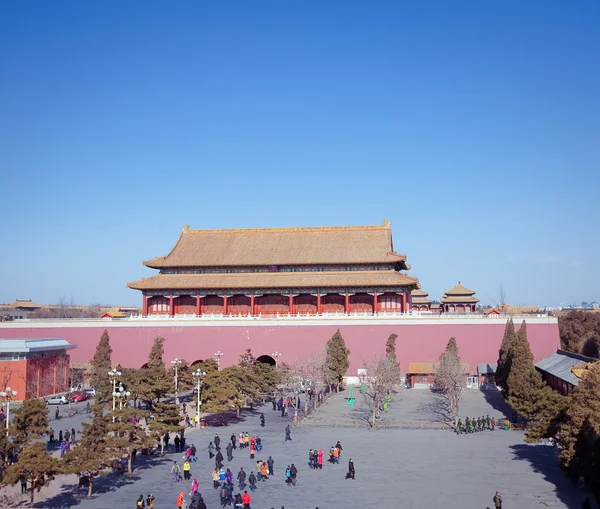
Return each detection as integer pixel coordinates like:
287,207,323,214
70,383,84,392
47,395,68,405
84,388,96,397
69,391,87,403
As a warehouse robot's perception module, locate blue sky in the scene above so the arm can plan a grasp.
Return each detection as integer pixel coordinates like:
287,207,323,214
1,1,598,307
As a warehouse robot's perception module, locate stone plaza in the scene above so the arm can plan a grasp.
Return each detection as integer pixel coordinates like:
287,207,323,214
2,390,593,508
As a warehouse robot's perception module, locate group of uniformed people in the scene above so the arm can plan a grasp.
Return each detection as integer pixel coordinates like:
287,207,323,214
456,415,495,434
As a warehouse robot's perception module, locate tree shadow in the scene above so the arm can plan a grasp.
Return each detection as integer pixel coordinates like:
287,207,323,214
416,392,451,423
510,443,591,509
481,389,513,420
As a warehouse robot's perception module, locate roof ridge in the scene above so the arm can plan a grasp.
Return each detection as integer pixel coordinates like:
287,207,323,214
182,223,390,235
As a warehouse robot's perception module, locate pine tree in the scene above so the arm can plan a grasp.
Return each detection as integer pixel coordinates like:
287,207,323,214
3,442,62,506
559,361,600,491
435,337,463,422
90,330,113,405
10,399,49,448
200,369,241,418
496,318,516,392
63,413,116,497
142,336,172,405
325,330,350,392
148,402,184,455
385,333,401,383
109,408,154,475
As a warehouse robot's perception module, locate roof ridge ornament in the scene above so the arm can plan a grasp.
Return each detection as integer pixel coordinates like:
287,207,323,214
182,225,190,233
383,219,391,228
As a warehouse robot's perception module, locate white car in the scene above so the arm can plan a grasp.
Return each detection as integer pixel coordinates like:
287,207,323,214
47,395,68,405
84,388,96,397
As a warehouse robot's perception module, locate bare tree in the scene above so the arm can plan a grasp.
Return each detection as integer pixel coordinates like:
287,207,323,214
358,355,401,428
292,351,326,417
498,284,507,309
435,337,464,426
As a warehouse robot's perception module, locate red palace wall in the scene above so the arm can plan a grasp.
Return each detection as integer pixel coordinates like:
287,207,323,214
0,318,560,376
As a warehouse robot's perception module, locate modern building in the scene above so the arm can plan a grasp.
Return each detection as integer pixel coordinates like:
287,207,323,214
128,223,420,317
535,349,598,396
0,338,76,400
441,282,479,313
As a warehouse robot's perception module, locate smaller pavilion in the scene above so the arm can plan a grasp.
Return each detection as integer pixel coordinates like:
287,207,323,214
441,282,479,313
410,289,432,312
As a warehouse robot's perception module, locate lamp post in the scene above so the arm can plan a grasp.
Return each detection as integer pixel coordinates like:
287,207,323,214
272,351,282,368
171,358,183,404
0,387,17,435
116,383,131,410
192,368,206,425
108,368,121,422
214,351,223,371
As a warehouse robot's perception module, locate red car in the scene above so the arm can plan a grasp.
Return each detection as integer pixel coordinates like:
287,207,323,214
69,391,87,403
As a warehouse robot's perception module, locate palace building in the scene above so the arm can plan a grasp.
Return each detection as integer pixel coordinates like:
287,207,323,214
128,222,420,317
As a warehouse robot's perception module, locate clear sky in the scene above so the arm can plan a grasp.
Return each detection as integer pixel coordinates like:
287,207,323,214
1,1,598,308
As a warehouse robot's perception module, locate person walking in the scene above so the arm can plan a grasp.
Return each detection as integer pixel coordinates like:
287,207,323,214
493,491,502,509
249,442,255,460
231,433,237,449
183,459,192,481
260,461,268,481
208,441,215,459
19,474,27,494
285,425,291,441
220,484,229,508
146,494,155,509
491,417,496,431
214,434,221,450
191,477,199,495
317,449,323,469
177,491,185,509
215,449,224,469
171,461,181,482
174,434,181,453
191,444,197,462
212,467,220,490
237,467,246,490
260,413,265,427
347,459,355,480
242,490,251,509
226,443,234,462
289,464,297,486
248,472,257,491
267,456,274,475
55,407,59,420
136,494,145,508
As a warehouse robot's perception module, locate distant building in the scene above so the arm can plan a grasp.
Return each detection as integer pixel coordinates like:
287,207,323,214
0,299,43,321
411,289,432,312
0,338,76,399
483,308,501,317
406,362,473,389
101,312,126,320
440,282,479,313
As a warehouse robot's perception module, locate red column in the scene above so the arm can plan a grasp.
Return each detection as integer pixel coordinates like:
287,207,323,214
289,295,294,315
250,295,255,316
402,292,407,313
142,295,147,317
196,295,201,316
169,295,174,317
317,293,322,315
373,292,378,314
223,296,228,316
345,292,350,315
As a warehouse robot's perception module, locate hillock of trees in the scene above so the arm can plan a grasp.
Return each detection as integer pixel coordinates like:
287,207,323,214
559,311,600,358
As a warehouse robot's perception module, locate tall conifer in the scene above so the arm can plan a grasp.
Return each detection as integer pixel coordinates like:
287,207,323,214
496,318,516,393
325,330,350,392
90,330,113,404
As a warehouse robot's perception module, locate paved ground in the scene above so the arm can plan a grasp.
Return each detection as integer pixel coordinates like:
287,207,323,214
2,390,595,508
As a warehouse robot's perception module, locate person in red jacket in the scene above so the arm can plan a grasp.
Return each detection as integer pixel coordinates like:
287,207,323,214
241,490,251,509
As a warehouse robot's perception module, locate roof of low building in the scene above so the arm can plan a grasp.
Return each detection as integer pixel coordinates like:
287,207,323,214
477,363,498,374
535,349,598,387
143,223,409,269
443,282,476,296
483,308,501,315
10,299,43,309
0,338,76,353
101,312,126,318
441,295,480,304
128,270,419,291
407,362,471,374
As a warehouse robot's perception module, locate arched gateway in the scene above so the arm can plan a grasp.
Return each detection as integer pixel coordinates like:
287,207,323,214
256,355,276,366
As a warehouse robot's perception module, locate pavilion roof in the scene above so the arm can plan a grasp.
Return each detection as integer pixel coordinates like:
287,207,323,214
441,295,480,304
443,282,476,296
143,223,409,269
128,270,419,292
411,288,432,305
411,289,429,297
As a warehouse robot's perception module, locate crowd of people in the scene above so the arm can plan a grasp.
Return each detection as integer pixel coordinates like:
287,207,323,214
455,415,496,434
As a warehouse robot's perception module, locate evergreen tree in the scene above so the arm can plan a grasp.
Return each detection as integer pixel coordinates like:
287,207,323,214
200,368,241,417
559,361,600,493
109,407,154,475
148,402,184,455
90,329,113,405
496,318,516,393
142,336,172,405
10,399,49,448
385,333,401,383
63,413,116,497
238,348,256,367
3,442,62,506
325,330,350,392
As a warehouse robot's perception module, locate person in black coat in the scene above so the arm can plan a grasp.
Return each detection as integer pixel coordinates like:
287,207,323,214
214,434,221,450
215,450,224,469
226,443,234,462
347,459,355,480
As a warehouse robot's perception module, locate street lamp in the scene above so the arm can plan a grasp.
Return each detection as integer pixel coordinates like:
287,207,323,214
115,383,131,410
192,368,206,425
171,358,183,404
272,351,282,368
214,351,223,371
0,387,17,435
108,368,121,422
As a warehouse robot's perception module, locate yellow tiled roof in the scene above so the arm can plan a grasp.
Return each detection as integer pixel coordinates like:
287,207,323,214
144,223,408,268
